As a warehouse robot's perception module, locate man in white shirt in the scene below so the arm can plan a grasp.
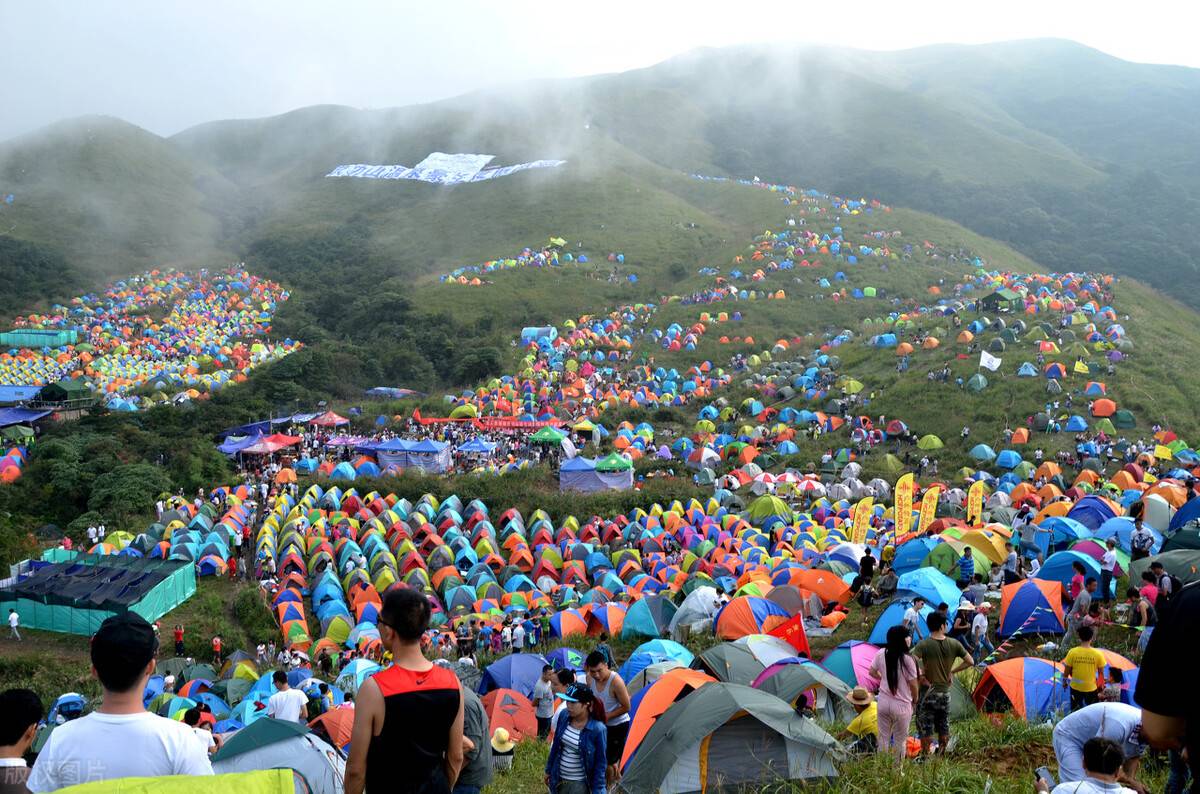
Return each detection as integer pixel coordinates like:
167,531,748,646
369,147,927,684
266,671,308,723
512,622,525,652
1100,539,1118,605
902,597,926,633
7,609,19,641
27,613,213,791
1051,703,1147,790
1037,737,1138,794
182,708,216,755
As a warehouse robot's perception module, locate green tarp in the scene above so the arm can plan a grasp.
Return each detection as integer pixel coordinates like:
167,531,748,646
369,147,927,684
0,554,196,635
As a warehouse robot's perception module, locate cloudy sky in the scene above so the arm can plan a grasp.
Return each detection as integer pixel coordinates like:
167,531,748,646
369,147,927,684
2,0,1197,140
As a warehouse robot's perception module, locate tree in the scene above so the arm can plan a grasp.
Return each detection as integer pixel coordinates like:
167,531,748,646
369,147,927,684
88,464,173,526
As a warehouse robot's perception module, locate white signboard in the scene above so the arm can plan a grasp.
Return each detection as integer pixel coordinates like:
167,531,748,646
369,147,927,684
327,152,566,185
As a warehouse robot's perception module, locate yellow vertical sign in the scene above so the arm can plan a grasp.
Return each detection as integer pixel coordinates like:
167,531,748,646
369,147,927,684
966,480,986,526
917,485,941,534
893,473,914,540
851,497,874,545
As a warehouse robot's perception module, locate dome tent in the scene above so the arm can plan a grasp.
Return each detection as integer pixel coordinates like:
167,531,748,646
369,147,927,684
620,683,838,792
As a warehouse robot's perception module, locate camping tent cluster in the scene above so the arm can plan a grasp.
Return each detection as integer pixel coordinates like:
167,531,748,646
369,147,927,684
438,237,583,285
0,268,298,408
79,488,256,577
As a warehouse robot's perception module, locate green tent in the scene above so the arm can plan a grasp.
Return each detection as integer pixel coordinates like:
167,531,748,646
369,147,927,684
529,426,566,443
594,452,633,472
966,373,988,392
0,425,34,440
747,495,793,525
1130,549,1200,584
1162,527,1200,553
1113,409,1136,429
883,454,904,474
620,683,838,792
923,543,963,576
212,717,310,762
917,434,944,450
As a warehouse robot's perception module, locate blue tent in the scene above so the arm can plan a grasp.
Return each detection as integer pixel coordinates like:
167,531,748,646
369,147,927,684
1017,362,1038,377
1094,517,1162,555
1065,415,1089,432
995,450,1023,470
618,652,670,685
478,652,549,699
896,567,961,612
998,580,1065,637
892,537,940,576
1039,516,1092,552
969,444,997,462
1037,551,1112,598
1067,495,1118,532
1168,497,1200,531
632,639,694,666
620,595,678,641
544,647,586,671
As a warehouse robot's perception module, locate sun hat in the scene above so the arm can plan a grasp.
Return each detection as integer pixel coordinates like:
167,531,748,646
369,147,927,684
491,727,516,753
847,686,874,706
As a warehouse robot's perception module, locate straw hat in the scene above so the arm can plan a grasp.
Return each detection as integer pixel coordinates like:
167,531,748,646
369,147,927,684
491,727,516,753
847,686,874,707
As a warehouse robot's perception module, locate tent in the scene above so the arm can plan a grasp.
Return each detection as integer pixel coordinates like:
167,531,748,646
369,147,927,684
998,580,1065,637
619,683,838,792
478,653,549,699
752,658,854,721
868,599,932,644
713,596,790,640
481,688,537,741
212,719,345,794
622,668,717,772
669,586,720,639
621,595,678,641
818,641,880,689
972,657,1067,721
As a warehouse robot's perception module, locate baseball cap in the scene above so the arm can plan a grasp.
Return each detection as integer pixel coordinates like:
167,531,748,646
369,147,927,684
92,613,158,692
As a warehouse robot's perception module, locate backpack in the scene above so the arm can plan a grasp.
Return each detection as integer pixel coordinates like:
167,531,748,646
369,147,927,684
1156,573,1183,610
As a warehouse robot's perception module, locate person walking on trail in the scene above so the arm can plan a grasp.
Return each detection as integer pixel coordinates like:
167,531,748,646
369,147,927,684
912,613,974,757
1062,625,1107,712
971,603,995,661
585,651,630,788
7,609,19,641
868,625,919,770
345,588,464,794
26,613,213,791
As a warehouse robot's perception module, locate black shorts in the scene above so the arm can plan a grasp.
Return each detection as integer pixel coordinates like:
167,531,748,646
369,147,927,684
537,716,551,739
605,721,630,765
1070,688,1099,712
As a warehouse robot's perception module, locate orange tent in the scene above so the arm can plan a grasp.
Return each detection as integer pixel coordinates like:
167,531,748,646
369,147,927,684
1091,399,1116,417
620,668,716,770
1010,428,1030,445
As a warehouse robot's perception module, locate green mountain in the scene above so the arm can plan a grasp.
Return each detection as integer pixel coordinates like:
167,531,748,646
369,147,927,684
2,39,1199,313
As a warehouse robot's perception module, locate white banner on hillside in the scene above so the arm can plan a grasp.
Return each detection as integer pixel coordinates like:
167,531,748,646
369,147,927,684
327,152,566,185
979,351,1002,371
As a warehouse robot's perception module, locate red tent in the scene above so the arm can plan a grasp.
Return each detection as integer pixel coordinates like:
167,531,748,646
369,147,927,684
310,411,350,427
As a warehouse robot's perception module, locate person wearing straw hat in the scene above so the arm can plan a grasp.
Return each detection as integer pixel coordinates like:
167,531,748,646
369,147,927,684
838,687,878,753
489,728,515,774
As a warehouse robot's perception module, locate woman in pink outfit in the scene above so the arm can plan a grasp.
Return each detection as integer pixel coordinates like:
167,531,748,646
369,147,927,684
869,624,919,768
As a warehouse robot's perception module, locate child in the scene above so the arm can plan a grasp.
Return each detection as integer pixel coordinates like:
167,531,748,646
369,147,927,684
1099,668,1124,702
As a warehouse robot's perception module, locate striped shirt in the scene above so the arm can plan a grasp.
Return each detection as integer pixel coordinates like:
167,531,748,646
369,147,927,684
559,725,585,781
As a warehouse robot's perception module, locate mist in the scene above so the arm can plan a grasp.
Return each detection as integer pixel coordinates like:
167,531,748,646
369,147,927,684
3,0,1200,142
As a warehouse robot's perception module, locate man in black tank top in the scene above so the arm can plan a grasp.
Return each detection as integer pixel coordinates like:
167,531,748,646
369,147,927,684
345,588,464,794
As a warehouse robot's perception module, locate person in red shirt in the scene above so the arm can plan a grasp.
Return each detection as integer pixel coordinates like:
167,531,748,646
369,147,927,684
173,625,184,657
227,556,238,581
211,635,222,666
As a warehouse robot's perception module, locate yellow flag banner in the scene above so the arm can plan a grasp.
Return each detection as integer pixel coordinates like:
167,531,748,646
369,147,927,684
966,479,986,526
917,485,941,535
894,473,915,539
851,497,874,545
1073,360,1090,374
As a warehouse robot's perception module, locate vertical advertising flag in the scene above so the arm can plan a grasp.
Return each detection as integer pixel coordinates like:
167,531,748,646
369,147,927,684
966,480,987,526
918,485,941,534
894,473,915,539
851,497,874,545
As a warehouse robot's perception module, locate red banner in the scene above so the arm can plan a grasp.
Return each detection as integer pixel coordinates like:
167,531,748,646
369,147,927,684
768,613,811,657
